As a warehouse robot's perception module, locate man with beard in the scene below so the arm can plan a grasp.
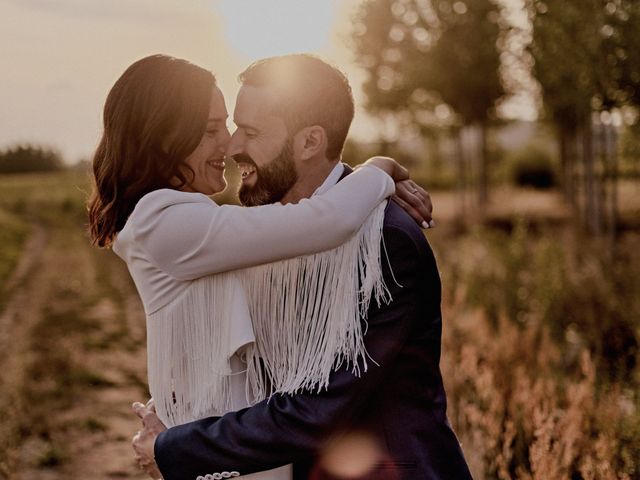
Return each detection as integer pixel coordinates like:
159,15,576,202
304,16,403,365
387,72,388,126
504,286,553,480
133,54,473,480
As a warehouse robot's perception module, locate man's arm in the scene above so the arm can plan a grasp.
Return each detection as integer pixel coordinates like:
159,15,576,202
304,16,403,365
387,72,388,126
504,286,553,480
153,223,426,480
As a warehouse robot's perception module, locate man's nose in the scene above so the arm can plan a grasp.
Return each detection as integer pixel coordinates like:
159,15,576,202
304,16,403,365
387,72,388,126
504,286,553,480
226,131,244,158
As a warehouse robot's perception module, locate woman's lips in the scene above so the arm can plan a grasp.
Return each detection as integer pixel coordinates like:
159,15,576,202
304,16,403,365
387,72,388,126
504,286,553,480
207,159,226,171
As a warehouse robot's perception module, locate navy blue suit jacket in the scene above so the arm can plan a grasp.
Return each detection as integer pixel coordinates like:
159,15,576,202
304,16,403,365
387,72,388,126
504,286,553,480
155,168,473,479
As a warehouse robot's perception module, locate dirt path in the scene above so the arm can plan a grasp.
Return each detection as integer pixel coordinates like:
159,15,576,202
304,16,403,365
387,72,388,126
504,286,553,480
0,219,150,479
0,223,47,360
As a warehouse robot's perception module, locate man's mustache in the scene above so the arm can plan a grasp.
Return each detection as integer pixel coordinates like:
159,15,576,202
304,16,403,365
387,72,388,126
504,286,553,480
232,153,256,166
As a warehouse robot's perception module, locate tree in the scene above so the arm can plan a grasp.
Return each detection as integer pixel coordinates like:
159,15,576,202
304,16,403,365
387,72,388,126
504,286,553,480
526,0,640,236
352,0,505,206
0,145,64,174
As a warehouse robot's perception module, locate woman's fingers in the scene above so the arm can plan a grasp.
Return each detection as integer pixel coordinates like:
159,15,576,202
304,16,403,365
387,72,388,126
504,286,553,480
362,158,435,228
391,194,423,227
393,180,434,228
413,184,433,218
392,193,433,228
402,182,431,216
132,402,147,420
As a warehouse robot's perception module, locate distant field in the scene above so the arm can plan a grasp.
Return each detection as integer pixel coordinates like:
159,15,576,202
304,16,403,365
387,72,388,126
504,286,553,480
0,170,90,216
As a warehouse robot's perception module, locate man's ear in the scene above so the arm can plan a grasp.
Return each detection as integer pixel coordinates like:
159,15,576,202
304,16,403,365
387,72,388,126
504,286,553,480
295,125,327,161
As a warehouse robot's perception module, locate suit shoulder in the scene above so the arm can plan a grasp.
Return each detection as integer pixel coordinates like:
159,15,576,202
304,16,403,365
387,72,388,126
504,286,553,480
383,201,429,249
382,202,439,279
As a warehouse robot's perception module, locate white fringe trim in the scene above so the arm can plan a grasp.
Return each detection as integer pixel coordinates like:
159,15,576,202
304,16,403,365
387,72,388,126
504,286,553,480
240,202,390,397
147,272,251,427
146,202,389,427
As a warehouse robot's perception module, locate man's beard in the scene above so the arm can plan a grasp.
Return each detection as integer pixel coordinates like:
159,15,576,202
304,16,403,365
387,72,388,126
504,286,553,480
237,138,298,207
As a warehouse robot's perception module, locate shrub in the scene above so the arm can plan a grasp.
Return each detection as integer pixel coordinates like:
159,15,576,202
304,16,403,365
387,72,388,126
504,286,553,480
507,147,557,189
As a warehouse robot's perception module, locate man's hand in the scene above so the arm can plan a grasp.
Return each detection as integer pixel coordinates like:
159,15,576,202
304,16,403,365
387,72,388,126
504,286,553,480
132,399,166,479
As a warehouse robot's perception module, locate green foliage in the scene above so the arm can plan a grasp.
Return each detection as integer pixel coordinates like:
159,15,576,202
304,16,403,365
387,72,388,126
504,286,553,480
527,0,640,124
352,0,504,127
506,146,557,188
0,145,64,174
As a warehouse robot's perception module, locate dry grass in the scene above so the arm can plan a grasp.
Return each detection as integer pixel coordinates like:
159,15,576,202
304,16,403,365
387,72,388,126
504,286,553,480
433,222,640,479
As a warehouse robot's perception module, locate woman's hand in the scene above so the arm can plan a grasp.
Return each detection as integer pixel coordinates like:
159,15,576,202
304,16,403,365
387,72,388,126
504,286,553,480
362,156,434,229
392,179,434,229
132,399,166,479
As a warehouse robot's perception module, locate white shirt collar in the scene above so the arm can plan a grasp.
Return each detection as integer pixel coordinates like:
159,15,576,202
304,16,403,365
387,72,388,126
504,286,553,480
313,163,345,196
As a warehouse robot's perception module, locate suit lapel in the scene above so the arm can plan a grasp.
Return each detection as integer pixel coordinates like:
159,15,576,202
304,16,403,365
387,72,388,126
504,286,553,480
338,163,354,182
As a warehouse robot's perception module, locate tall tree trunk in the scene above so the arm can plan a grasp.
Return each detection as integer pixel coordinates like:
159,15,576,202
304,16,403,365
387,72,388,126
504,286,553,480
559,124,576,207
605,123,619,250
583,114,602,235
455,127,467,222
477,122,489,206
575,125,585,227
427,130,443,181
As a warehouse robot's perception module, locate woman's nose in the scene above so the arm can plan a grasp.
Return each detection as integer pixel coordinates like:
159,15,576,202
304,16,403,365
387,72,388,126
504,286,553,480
219,127,232,152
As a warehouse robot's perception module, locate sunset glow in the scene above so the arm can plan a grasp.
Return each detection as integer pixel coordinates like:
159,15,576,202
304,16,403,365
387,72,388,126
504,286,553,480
0,0,536,162
214,0,339,60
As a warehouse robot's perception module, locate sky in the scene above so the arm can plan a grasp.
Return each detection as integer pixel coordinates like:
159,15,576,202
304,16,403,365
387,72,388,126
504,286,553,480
0,0,535,163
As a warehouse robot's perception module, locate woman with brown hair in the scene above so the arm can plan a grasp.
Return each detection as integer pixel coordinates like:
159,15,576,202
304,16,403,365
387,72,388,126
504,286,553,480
88,54,431,479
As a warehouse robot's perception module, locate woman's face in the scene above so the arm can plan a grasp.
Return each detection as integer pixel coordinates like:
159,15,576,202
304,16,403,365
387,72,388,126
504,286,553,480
181,86,231,195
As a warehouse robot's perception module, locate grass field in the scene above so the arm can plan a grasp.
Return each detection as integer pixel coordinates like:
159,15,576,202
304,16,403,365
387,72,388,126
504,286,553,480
0,171,149,479
0,170,638,479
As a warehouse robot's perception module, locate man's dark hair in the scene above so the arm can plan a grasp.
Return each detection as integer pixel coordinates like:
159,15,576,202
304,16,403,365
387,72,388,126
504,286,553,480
238,54,355,161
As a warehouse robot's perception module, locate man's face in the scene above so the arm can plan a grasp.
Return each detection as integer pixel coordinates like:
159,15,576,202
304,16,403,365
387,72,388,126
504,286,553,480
227,85,298,206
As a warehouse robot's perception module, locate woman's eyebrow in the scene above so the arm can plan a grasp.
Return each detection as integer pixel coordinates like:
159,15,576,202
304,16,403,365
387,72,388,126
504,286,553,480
207,115,228,124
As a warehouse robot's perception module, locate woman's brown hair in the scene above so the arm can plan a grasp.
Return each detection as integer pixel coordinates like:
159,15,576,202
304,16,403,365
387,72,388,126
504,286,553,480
88,54,216,247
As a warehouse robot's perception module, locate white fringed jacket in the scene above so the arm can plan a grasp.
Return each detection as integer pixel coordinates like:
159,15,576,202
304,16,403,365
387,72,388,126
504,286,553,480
112,164,393,430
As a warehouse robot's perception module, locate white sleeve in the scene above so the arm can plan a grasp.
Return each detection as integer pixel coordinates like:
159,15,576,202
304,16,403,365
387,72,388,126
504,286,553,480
133,164,394,280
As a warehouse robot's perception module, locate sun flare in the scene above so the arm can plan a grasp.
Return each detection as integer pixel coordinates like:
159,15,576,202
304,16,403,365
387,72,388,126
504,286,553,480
213,0,339,60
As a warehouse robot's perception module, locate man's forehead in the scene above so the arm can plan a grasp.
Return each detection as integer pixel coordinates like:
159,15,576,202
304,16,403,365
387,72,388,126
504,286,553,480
234,85,278,119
